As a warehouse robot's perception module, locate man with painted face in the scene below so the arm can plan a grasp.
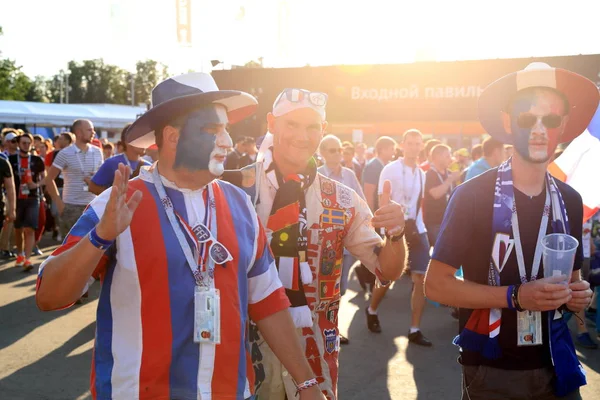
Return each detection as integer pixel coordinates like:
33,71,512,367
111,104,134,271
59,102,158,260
223,88,406,400
35,73,326,400
425,63,598,399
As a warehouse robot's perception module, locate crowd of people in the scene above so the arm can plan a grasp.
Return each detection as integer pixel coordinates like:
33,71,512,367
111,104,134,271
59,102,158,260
0,124,155,276
8,63,596,400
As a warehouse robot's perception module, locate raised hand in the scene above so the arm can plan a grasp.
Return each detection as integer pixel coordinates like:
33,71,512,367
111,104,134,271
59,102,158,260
518,275,573,311
95,163,143,241
372,180,405,237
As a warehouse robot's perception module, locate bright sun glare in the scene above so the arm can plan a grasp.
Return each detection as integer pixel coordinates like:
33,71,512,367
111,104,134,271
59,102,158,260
0,0,599,77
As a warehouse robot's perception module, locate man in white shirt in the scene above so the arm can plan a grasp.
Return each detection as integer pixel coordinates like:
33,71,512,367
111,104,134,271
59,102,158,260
366,129,433,346
43,119,104,237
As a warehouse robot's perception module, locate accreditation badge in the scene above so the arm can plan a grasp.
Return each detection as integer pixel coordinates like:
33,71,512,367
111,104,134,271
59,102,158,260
517,310,543,346
194,287,221,344
20,184,30,196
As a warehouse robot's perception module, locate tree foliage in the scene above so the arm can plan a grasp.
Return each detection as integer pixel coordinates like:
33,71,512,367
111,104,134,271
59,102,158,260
0,25,35,101
134,59,169,107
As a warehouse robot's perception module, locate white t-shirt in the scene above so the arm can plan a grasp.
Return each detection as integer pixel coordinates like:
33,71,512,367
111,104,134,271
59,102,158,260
53,144,104,205
378,158,426,234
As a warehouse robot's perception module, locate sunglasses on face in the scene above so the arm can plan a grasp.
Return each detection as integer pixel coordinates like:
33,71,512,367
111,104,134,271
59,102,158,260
10,140,17,144
326,148,342,154
274,88,328,108
517,113,563,130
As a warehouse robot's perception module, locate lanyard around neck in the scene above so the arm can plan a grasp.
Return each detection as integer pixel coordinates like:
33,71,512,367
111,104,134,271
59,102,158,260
402,160,419,205
152,166,214,287
77,147,95,174
511,184,551,283
17,154,31,178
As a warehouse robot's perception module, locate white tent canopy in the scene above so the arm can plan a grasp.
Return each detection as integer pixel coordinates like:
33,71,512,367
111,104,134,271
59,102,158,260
0,100,146,130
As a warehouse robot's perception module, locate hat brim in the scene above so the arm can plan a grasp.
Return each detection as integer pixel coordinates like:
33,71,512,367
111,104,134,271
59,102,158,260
478,68,600,144
127,90,257,149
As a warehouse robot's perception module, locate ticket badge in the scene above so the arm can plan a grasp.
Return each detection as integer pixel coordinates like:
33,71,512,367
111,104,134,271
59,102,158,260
20,184,30,196
194,287,221,344
517,310,543,346
83,184,89,192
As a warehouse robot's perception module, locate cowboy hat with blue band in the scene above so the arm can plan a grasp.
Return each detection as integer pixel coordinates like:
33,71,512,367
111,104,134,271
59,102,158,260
126,72,258,149
478,62,600,144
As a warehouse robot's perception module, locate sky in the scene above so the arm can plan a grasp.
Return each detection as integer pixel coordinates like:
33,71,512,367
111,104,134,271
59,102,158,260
1,0,600,78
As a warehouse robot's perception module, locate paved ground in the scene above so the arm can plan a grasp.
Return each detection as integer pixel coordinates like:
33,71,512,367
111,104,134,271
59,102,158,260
0,240,599,399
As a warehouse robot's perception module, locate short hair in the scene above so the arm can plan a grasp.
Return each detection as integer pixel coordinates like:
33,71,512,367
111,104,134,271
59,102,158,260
234,136,246,145
342,141,354,149
43,139,53,151
356,142,367,150
471,144,483,160
403,129,423,142
424,139,442,157
119,123,132,150
103,142,114,151
244,136,256,145
18,133,33,143
1,128,19,138
60,132,75,144
430,144,451,159
33,134,44,142
71,119,91,133
482,137,504,157
154,115,187,149
374,136,397,154
319,134,342,153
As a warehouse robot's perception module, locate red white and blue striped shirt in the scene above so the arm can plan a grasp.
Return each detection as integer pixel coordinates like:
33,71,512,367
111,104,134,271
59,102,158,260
36,167,289,400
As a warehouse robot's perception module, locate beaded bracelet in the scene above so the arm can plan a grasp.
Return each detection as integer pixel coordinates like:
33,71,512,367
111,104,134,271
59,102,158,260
295,377,319,395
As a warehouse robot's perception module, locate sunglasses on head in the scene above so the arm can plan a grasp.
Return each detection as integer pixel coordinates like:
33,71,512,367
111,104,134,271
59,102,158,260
517,113,563,129
275,88,328,108
327,148,342,154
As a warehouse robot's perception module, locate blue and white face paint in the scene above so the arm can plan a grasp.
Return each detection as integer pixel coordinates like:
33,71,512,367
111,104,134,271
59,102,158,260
507,88,567,164
174,105,231,176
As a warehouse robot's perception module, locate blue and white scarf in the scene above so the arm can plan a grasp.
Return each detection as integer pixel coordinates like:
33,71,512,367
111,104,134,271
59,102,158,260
454,158,586,396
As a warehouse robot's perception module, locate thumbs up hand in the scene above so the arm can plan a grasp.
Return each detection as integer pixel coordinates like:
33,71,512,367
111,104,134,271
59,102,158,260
372,180,405,237
379,180,392,207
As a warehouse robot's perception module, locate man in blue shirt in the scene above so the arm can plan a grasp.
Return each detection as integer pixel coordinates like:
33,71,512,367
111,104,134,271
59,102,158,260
464,137,504,181
88,124,150,195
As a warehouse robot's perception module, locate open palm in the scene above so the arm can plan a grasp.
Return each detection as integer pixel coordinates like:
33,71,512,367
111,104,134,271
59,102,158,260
96,163,143,241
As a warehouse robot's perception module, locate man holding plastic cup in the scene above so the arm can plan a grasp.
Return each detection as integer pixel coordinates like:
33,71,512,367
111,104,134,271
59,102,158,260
425,63,597,399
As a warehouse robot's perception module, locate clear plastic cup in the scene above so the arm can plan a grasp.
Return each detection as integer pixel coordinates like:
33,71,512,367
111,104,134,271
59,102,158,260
541,233,579,284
